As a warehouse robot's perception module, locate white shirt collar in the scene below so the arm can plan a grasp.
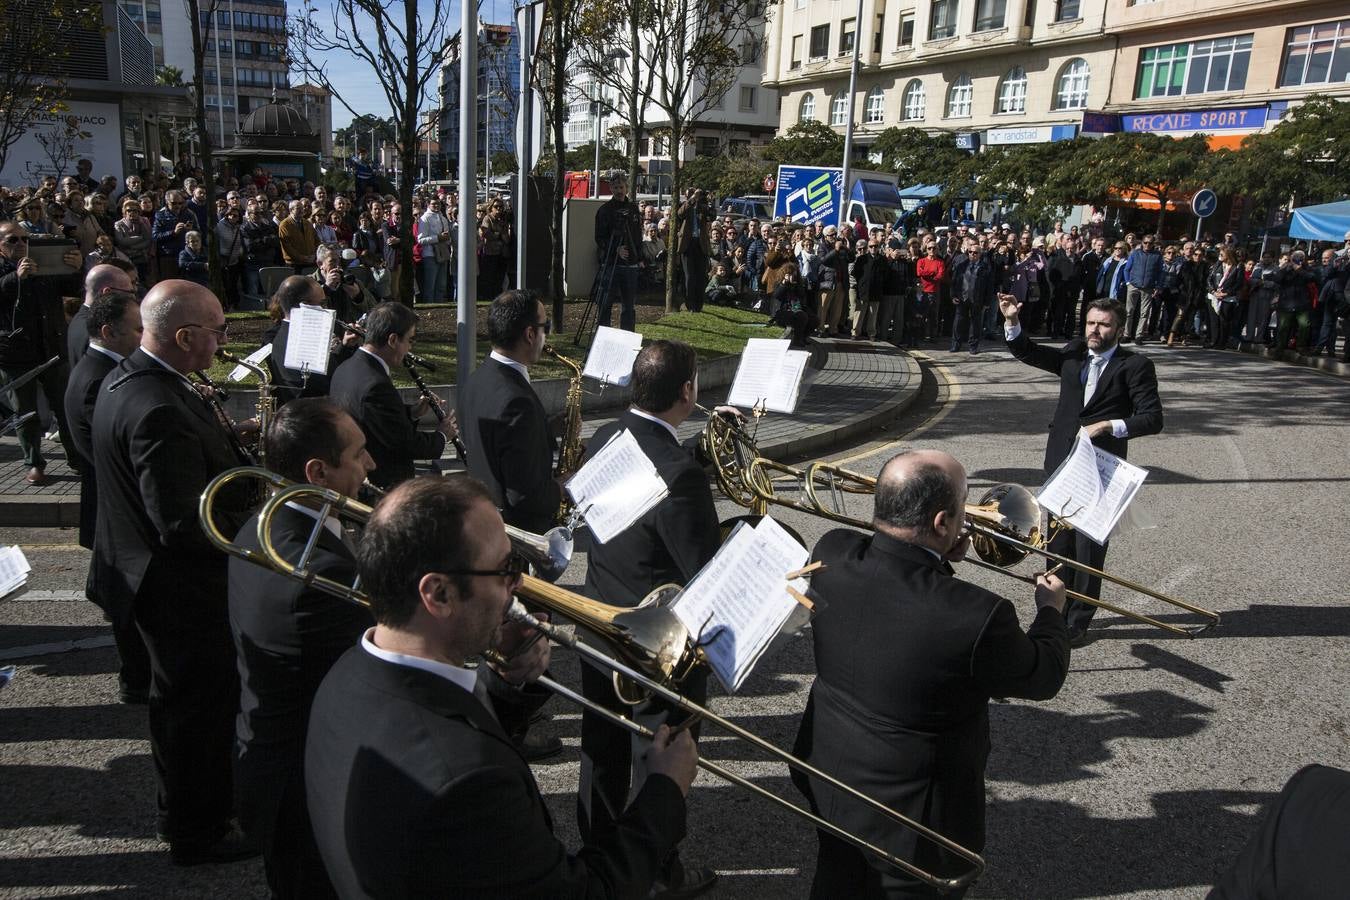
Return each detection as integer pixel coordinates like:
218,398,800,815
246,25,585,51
357,346,391,376
140,346,193,382
282,499,344,541
489,350,530,384
88,343,124,363
1088,343,1118,364
627,406,680,442
359,627,478,694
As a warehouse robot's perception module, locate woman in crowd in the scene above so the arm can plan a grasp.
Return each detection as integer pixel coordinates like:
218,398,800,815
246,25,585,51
1169,245,1209,346
216,206,246,309
476,197,511,299
178,231,211,287
114,198,153,284
1205,247,1243,349
771,261,811,347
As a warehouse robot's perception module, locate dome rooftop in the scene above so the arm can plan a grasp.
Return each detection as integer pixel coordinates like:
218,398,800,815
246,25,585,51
233,94,320,153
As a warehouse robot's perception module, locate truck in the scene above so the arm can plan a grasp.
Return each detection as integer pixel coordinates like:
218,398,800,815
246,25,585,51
773,165,904,233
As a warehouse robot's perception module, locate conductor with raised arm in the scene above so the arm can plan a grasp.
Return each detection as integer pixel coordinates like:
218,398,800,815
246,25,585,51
1000,294,1163,645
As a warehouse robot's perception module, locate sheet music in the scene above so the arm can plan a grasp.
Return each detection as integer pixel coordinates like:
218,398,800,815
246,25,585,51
582,326,643,386
1038,430,1148,545
228,343,272,383
727,339,810,413
0,545,32,600
284,305,335,375
672,517,807,693
564,429,668,544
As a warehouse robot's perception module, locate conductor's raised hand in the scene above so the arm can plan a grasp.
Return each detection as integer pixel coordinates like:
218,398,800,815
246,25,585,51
646,724,698,797
997,294,1022,324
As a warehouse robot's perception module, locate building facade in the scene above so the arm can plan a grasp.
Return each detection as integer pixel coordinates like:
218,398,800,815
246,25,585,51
763,0,1350,154
291,83,334,160
439,22,521,177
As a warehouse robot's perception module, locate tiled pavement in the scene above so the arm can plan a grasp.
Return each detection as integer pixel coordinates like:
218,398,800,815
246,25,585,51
0,339,920,527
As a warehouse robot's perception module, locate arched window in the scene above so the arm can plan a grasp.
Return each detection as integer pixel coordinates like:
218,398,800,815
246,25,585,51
1054,58,1090,110
902,79,926,120
996,66,1028,114
830,91,849,127
946,74,972,118
864,86,885,124
799,92,816,123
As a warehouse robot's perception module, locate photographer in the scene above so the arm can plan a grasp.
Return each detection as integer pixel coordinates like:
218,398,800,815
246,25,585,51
593,171,642,331
308,243,373,323
1272,251,1318,354
678,188,713,312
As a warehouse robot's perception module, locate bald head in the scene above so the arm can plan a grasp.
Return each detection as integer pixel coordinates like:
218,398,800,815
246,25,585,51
139,280,226,374
84,264,134,307
873,450,967,548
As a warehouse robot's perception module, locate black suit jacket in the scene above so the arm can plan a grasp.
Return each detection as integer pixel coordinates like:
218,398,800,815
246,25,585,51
793,530,1069,885
306,645,686,899
63,346,118,550
329,349,445,489
1006,328,1164,474
457,356,560,534
66,304,91,366
89,348,251,609
582,411,720,608
228,505,369,841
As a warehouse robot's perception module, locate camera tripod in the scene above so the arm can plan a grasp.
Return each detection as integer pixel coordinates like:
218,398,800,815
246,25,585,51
573,213,636,348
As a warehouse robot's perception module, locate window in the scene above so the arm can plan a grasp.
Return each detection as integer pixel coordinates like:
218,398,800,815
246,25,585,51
874,13,885,53
863,86,885,123
740,38,761,64
1136,35,1252,98
830,90,849,126
930,0,955,39
996,66,1027,113
1054,58,1090,109
902,79,925,119
1055,0,1080,20
1280,20,1350,87
839,18,856,56
809,24,829,59
794,0,805,9
974,0,1006,31
696,136,721,157
798,92,816,123
740,86,757,110
898,12,914,48
790,34,803,69
946,74,972,117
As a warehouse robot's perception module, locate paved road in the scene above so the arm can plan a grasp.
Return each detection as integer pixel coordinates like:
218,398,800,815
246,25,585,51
2,343,1348,898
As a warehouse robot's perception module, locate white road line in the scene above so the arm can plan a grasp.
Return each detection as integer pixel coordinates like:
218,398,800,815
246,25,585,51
827,353,961,468
1220,435,1251,492
4,589,88,602
0,634,113,661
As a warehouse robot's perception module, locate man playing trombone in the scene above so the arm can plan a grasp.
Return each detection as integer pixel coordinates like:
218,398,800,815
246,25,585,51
793,450,1070,899
304,477,699,898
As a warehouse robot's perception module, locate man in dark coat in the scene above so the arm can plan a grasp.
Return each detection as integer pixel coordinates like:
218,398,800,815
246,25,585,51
262,276,358,404
229,399,375,898
305,476,698,899
793,449,1069,899
592,171,643,331
950,245,993,353
329,301,456,490
62,289,149,704
1000,295,1164,644
90,280,257,865
66,263,135,366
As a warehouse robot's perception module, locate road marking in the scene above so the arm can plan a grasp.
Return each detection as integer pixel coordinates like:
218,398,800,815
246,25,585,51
1220,436,1250,492
13,543,85,551
0,634,113,661
827,353,960,468
4,589,88,602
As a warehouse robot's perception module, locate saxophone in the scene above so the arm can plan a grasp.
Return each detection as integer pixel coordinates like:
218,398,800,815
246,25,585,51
543,344,585,524
216,349,274,468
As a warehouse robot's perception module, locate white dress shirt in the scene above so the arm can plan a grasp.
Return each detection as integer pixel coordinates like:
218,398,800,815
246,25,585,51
626,406,680,443
1005,323,1128,438
489,350,530,384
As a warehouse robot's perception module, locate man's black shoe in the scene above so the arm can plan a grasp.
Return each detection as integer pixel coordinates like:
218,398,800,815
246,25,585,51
515,731,564,762
1068,627,1091,648
169,826,259,867
119,687,149,705
651,863,718,899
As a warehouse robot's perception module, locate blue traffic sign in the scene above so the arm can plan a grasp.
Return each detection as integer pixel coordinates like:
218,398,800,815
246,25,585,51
1191,188,1218,218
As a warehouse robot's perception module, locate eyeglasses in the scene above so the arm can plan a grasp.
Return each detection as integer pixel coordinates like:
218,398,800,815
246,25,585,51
182,322,229,340
2,235,30,244
440,550,529,580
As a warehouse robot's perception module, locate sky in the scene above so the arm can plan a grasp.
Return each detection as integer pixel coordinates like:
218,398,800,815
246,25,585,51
298,0,518,132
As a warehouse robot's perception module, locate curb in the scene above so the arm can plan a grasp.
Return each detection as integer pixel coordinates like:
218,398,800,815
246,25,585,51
1233,341,1350,378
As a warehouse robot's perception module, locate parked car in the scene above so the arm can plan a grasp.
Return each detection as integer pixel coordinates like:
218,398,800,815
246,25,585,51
719,195,774,224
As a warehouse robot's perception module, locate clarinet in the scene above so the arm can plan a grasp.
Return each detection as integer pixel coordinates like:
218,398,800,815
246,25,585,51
192,370,259,466
403,359,468,463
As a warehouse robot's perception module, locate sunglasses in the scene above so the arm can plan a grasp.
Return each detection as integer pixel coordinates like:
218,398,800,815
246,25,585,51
2,235,30,244
442,550,529,580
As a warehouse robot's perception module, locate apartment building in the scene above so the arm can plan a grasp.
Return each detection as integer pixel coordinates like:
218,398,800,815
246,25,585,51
763,0,1349,152
439,22,521,174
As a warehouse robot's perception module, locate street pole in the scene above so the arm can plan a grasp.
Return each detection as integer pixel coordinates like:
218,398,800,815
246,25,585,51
591,78,601,198
838,0,865,230
516,2,534,291
457,0,480,388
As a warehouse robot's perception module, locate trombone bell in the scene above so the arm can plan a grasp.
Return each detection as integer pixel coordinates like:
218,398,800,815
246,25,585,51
967,484,1043,567
505,524,574,583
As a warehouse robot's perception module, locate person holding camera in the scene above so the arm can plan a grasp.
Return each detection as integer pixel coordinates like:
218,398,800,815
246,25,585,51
678,189,713,313
308,244,373,323
1272,250,1318,354
593,171,643,332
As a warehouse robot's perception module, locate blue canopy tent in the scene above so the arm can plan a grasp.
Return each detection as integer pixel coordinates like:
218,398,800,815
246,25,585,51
1289,199,1350,241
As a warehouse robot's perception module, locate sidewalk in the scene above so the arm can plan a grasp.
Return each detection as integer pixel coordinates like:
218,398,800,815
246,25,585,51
0,339,921,528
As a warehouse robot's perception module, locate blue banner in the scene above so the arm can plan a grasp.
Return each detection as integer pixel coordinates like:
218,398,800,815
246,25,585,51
774,165,845,225
1122,106,1268,134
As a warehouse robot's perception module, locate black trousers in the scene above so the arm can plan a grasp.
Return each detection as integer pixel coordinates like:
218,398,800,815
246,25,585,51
1048,526,1108,632
950,299,986,349
810,829,968,900
256,772,337,900
1049,284,1079,337
133,566,237,845
682,252,708,312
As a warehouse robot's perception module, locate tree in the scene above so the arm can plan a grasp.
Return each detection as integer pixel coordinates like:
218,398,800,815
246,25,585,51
490,150,519,175
575,0,658,193
869,127,969,187
333,114,398,158
533,0,583,326
0,0,99,179
182,0,225,294
961,138,1088,228
34,113,89,180
762,120,845,168
289,0,454,304
156,65,185,87
1072,131,1212,235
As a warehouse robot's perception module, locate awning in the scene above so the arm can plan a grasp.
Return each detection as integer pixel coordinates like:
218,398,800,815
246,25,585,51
897,183,941,200
1107,188,1188,212
853,179,902,204
1289,200,1350,242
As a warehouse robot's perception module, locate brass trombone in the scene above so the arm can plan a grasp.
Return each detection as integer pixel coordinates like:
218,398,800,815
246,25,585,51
742,457,1220,638
197,466,987,893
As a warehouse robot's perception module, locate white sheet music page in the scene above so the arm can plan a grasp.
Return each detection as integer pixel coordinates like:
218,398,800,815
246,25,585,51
1038,430,1148,545
228,343,273,383
770,349,812,413
582,327,644,386
671,517,807,693
727,338,791,411
283,305,335,375
564,429,669,544
0,545,32,599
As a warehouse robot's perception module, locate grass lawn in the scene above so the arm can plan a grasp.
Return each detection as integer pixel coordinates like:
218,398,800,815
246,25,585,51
206,301,772,386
